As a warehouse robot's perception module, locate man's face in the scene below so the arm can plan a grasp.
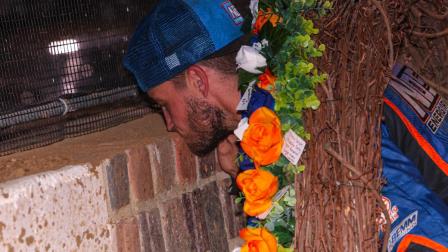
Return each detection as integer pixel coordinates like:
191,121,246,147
148,82,234,156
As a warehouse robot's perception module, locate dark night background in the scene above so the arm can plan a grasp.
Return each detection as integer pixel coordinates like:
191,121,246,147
0,0,155,113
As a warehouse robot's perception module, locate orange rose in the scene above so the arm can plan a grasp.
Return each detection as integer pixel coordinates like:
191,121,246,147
253,9,281,34
240,227,278,252
258,68,276,92
236,169,278,216
241,107,283,166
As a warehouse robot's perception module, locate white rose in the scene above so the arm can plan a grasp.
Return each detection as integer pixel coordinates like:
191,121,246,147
235,45,267,74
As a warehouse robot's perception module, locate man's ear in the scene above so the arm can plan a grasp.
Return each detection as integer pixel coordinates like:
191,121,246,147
185,65,209,98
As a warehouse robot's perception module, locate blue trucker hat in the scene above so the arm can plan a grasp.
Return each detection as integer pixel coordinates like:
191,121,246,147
123,0,246,92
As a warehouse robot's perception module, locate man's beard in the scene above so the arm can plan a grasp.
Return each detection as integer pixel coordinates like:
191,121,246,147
183,98,235,156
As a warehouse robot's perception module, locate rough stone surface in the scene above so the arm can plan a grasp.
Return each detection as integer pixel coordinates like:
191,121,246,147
106,154,130,210
126,147,154,202
172,135,197,185
138,209,166,252
198,150,217,178
116,217,140,252
147,138,176,194
0,164,115,251
160,198,194,252
217,178,246,239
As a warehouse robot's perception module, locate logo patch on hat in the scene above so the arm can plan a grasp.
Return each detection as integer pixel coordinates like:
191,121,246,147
221,0,244,25
165,53,181,70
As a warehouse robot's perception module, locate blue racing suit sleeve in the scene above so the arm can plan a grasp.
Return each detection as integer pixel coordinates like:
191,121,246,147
383,64,448,203
380,124,448,252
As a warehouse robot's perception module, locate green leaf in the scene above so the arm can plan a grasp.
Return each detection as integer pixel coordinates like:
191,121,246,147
273,225,294,247
323,1,333,9
304,94,321,110
235,192,245,205
318,43,326,52
265,220,275,231
234,197,243,204
278,244,294,252
238,69,258,91
297,61,314,74
284,195,296,207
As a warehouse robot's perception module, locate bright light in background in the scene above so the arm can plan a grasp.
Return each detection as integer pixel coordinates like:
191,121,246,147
48,39,79,55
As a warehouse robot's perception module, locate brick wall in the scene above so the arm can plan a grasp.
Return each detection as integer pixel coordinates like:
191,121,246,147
104,134,245,252
0,132,244,252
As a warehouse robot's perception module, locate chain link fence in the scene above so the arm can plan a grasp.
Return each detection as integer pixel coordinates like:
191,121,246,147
0,0,158,156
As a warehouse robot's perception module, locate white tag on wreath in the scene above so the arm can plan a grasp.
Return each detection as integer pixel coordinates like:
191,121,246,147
236,80,256,111
256,206,273,220
273,185,291,202
256,185,291,220
234,117,249,141
249,0,259,25
282,130,306,165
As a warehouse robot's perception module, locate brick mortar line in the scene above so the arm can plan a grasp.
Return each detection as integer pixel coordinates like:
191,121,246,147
108,204,133,223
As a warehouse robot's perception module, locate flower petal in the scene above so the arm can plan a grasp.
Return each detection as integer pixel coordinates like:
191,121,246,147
236,46,267,74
